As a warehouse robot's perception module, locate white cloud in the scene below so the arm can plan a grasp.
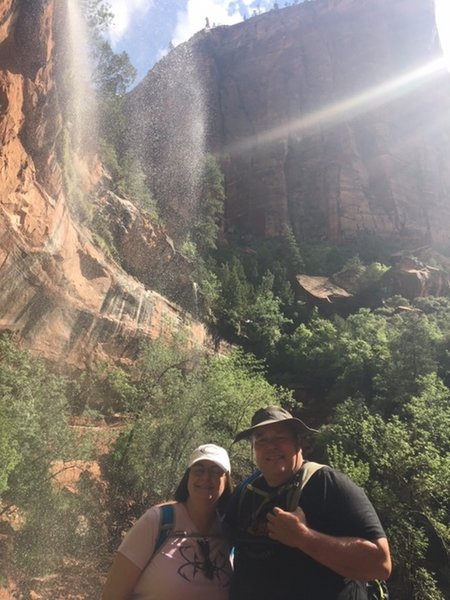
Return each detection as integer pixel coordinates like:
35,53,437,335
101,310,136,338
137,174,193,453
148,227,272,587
108,0,153,45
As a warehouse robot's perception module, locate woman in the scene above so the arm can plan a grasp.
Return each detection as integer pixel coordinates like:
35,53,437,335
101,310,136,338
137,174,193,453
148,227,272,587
102,443,232,600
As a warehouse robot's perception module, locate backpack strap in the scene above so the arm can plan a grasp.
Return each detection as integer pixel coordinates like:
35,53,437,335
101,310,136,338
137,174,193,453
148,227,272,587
235,462,325,520
236,470,262,519
141,503,175,573
153,503,175,558
286,461,325,511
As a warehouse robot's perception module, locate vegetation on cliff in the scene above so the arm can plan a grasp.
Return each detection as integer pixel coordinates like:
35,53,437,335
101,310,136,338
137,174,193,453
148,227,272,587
2,290,450,597
1,1,450,599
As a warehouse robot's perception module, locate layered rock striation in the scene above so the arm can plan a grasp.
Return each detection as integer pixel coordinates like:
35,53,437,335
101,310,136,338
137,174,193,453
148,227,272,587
0,0,208,368
128,0,450,245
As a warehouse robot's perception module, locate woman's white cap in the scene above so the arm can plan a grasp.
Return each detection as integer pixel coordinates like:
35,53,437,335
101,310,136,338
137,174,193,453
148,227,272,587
188,444,231,473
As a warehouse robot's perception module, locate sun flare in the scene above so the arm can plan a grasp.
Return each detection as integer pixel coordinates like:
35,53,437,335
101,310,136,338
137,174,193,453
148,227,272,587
435,0,450,71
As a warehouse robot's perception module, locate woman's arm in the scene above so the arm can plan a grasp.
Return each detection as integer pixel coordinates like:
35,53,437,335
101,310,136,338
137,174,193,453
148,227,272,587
102,551,143,600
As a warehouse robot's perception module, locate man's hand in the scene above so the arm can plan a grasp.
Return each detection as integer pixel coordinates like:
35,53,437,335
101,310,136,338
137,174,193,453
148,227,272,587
266,506,307,547
266,506,392,581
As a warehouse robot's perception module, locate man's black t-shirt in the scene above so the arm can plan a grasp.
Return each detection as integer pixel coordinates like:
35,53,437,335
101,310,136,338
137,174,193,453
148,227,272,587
225,465,386,600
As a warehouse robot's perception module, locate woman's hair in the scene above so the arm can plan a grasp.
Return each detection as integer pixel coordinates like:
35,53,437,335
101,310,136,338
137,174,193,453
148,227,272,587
174,468,233,512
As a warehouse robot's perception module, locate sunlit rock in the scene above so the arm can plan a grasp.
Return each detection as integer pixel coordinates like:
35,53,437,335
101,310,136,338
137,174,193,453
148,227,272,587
128,0,450,245
0,0,208,369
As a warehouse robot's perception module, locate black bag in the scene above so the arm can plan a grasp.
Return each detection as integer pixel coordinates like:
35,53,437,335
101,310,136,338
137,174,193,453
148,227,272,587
338,579,389,600
366,579,389,600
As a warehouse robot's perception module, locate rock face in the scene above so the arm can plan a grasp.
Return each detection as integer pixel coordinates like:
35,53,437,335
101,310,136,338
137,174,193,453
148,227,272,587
296,255,450,312
128,0,450,245
388,256,450,299
0,0,208,369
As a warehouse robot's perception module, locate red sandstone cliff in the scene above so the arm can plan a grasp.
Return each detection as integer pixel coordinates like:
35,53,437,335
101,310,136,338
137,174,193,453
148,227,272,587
0,0,208,369
128,0,450,245
2,0,450,368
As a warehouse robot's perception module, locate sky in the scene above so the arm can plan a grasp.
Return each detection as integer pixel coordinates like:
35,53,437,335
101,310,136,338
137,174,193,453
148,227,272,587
106,0,282,83
105,0,450,86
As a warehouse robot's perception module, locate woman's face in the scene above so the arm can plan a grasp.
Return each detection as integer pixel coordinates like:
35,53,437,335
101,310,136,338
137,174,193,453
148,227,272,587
187,459,227,505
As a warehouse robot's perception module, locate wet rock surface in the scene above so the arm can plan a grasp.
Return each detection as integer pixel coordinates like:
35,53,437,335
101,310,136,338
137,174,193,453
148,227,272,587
0,1,208,369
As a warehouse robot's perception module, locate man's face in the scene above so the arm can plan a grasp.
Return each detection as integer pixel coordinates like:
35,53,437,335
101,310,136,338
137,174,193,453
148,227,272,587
253,421,302,487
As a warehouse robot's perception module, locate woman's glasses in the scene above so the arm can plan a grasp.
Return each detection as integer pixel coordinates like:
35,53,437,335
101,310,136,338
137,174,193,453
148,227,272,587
197,539,214,580
190,464,224,478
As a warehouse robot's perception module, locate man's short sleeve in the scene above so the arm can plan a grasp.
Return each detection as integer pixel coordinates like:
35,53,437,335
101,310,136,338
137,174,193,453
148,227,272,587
301,468,386,541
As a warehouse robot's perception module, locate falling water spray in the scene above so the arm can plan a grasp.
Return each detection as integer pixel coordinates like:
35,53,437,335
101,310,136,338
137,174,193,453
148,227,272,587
65,0,96,151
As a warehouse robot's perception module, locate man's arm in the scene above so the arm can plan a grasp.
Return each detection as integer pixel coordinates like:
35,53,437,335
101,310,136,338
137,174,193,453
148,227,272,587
267,506,392,581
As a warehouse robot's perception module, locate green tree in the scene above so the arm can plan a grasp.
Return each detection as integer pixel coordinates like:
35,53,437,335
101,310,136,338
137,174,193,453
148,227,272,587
80,0,137,173
116,151,158,219
279,309,341,399
317,374,450,600
217,256,254,336
101,338,292,544
0,335,100,576
191,155,225,256
92,40,136,97
373,312,442,412
81,0,114,35
245,271,292,353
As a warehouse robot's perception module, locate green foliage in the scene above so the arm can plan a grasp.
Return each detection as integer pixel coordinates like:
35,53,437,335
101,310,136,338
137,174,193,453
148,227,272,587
179,155,226,316
316,374,450,599
101,337,292,543
373,312,443,411
59,128,92,223
79,0,139,199
116,152,158,220
359,261,390,287
274,302,449,423
191,155,225,256
299,241,351,275
0,335,105,576
82,0,136,96
244,271,292,349
81,0,114,35
0,336,72,504
92,41,136,97
217,255,253,335
91,210,120,262
299,234,402,277
213,231,304,350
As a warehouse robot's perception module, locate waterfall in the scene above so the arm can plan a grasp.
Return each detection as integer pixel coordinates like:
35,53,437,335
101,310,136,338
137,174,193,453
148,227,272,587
65,0,96,150
193,281,199,315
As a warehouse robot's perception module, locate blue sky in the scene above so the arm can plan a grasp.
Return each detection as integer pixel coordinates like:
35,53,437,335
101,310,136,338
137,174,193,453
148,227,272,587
106,0,450,86
106,0,279,83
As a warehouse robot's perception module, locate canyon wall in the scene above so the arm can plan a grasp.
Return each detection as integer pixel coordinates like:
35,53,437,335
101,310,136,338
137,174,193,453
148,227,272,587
2,0,450,367
0,0,208,369
128,0,450,245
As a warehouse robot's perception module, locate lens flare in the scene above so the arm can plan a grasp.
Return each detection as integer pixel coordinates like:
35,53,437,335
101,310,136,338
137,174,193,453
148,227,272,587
224,57,446,157
435,0,450,72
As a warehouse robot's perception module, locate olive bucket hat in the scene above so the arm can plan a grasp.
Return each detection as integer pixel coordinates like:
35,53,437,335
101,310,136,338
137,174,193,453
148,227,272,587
233,405,317,443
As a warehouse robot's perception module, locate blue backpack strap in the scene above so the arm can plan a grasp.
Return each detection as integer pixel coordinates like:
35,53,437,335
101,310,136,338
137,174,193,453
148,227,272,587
236,470,262,516
152,504,174,558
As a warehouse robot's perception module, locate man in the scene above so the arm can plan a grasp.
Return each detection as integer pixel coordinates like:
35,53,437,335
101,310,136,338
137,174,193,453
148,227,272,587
226,406,391,599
